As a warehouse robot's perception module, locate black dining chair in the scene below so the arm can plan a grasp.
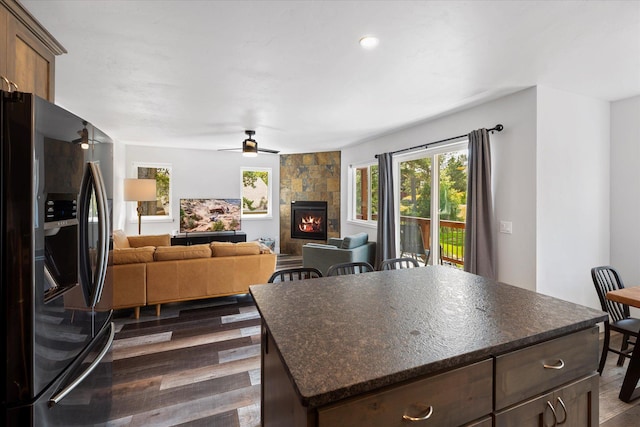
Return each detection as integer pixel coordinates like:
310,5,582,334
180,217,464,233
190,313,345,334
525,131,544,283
379,257,420,271
591,266,640,374
326,261,374,276
268,267,323,283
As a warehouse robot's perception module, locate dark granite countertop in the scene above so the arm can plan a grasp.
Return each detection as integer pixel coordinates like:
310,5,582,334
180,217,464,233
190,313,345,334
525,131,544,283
249,266,607,409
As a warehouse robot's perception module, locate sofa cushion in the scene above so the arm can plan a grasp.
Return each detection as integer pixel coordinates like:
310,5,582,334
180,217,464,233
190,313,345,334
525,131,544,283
341,232,369,249
112,229,131,249
211,241,261,257
154,244,211,261
128,234,171,248
113,246,155,264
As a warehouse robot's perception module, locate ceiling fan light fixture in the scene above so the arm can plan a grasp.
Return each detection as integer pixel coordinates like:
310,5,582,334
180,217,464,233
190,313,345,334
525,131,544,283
242,137,258,157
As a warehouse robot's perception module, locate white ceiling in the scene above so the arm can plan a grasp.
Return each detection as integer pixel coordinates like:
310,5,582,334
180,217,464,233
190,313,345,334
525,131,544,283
21,0,640,154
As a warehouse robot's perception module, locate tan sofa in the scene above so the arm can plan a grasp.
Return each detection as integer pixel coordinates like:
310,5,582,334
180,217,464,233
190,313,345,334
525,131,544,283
107,230,276,318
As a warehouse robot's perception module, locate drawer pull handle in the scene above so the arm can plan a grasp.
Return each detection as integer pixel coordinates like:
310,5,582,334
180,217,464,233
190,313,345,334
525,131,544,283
543,359,565,370
556,397,567,425
402,406,433,422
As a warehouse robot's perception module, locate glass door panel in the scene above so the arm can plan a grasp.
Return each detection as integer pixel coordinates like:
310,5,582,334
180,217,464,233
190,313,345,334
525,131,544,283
397,144,468,267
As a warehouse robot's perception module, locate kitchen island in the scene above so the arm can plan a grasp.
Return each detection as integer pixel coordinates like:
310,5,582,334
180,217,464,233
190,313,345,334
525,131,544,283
250,266,607,426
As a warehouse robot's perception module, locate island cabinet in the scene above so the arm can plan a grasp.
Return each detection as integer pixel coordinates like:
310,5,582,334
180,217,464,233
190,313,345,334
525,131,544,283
494,327,599,426
0,0,66,101
251,266,607,427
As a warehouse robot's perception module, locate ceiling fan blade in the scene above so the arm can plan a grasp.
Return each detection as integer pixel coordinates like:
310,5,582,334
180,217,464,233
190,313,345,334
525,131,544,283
258,147,280,154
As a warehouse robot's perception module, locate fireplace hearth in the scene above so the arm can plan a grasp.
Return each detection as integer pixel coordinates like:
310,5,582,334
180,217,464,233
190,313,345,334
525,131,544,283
291,201,328,241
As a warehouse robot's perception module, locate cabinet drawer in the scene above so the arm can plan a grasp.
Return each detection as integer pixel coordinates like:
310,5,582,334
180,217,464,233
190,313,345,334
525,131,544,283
495,327,598,410
318,359,492,427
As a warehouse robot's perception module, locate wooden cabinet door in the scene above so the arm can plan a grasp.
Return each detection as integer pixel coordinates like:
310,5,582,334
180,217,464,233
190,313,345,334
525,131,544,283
5,12,55,100
495,374,598,427
0,6,8,79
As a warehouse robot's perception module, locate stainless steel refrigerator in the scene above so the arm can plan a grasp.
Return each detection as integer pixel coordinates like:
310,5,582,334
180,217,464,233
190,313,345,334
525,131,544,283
1,90,114,425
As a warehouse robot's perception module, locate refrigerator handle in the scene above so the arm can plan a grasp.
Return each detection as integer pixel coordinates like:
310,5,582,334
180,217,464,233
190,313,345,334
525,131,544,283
90,162,110,307
78,162,110,308
48,322,115,406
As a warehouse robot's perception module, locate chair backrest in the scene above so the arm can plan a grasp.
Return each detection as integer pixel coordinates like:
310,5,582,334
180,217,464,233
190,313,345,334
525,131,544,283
326,261,375,276
268,267,323,283
591,266,630,322
379,257,420,271
400,223,426,256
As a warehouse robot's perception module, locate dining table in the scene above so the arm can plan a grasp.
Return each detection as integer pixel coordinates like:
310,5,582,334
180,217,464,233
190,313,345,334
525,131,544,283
606,285,640,402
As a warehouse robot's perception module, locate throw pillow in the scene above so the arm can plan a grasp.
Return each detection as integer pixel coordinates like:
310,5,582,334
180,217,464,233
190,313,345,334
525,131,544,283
112,229,131,249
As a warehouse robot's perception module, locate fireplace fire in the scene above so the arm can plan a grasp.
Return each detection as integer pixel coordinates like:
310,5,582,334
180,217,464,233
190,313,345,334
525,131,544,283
291,201,328,240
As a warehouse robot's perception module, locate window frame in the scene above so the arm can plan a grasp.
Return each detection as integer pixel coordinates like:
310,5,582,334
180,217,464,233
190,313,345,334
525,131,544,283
129,162,173,223
348,161,378,227
240,167,273,220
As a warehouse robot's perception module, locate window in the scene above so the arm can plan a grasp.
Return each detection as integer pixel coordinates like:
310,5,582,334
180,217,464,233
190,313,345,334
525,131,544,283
241,167,272,219
398,142,467,266
131,162,172,221
350,163,378,224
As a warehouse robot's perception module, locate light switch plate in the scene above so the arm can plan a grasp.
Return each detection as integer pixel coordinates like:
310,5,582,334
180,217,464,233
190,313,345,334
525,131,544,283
500,221,513,234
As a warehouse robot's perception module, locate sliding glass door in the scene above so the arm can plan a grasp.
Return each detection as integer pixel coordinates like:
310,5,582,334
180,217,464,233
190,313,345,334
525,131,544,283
397,142,468,267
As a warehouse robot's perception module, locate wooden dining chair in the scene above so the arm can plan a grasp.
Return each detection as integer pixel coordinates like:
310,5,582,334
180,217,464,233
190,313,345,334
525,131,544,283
268,267,323,283
591,266,640,374
326,261,374,276
379,257,420,271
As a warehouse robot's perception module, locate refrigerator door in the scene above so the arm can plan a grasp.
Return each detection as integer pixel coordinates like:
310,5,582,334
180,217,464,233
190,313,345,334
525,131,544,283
5,321,114,426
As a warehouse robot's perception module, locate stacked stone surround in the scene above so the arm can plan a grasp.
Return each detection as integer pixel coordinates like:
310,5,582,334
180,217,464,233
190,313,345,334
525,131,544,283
280,151,340,256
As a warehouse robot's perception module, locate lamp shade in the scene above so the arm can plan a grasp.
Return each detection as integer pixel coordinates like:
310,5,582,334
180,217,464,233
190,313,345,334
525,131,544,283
124,178,157,201
242,139,258,157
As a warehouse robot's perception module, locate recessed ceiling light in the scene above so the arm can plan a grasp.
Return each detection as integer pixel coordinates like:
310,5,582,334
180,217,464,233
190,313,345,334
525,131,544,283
359,35,379,49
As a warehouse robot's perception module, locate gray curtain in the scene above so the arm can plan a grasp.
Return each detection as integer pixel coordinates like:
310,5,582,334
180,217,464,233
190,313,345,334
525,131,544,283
464,129,495,279
375,153,396,269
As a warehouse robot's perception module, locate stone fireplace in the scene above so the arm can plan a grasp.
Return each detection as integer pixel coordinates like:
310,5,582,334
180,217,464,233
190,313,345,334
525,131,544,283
291,201,327,241
279,151,340,255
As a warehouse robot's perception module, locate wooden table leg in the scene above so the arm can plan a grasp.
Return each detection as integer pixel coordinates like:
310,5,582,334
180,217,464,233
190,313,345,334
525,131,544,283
619,337,640,402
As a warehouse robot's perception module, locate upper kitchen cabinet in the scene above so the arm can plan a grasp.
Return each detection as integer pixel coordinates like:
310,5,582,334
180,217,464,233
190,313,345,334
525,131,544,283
1,0,66,101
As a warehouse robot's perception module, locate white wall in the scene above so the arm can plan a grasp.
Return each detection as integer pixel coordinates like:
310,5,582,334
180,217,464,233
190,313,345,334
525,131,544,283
342,88,538,291
119,145,280,248
536,86,609,311
611,95,640,298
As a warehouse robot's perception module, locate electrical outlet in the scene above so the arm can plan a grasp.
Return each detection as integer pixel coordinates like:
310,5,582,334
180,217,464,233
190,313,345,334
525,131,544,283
500,221,513,234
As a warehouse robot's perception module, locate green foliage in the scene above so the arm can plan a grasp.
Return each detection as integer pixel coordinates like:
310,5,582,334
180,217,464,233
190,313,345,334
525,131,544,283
211,220,226,231
399,152,467,221
243,197,255,211
243,170,268,188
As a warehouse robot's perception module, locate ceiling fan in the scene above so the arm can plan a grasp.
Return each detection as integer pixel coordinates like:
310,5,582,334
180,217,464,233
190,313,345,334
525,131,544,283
72,120,89,149
218,130,280,156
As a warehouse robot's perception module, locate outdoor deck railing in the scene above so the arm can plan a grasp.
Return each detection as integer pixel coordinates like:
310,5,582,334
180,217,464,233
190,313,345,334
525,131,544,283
399,216,465,267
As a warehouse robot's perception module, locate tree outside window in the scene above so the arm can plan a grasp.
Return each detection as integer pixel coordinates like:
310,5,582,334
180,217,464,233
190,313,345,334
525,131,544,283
241,167,272,218
133,163,171,219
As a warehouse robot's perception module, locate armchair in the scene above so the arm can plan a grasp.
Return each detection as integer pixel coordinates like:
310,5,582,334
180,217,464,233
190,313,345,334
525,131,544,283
302,232,376,276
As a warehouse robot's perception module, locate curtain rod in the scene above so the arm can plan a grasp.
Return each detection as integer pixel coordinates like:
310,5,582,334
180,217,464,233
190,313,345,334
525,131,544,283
375,124,504,158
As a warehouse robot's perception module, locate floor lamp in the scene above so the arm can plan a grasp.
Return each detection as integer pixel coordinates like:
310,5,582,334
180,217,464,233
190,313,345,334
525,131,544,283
124,178,157,235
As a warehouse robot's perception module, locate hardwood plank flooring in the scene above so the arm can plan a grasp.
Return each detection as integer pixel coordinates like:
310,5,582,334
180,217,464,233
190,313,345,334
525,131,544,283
101,277,639,425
